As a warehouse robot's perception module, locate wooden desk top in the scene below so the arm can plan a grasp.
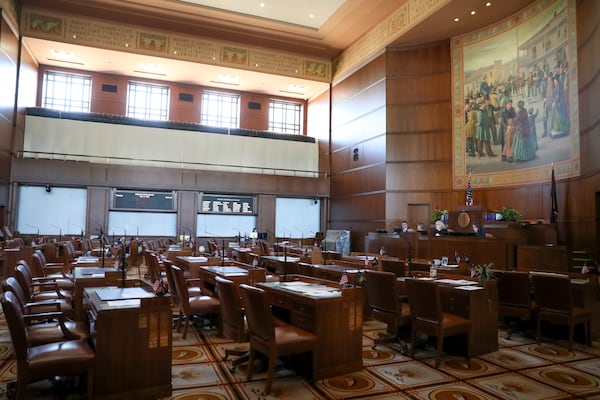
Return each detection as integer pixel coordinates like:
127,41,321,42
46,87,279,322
200,265,248,277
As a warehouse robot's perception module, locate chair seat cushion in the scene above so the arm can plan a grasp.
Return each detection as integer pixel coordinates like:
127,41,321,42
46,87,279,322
189,295,220,314
28,321,90,347
272,325,317,355
27,340,95,379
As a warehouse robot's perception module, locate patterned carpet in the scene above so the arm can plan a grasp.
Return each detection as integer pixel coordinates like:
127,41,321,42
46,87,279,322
1,268,600,399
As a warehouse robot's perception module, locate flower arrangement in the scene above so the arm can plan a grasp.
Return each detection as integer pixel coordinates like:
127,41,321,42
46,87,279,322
495,203,523,222
471,263,495,283
430,206,448,224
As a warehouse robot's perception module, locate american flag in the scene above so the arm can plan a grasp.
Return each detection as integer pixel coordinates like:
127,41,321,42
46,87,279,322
466,174,473,206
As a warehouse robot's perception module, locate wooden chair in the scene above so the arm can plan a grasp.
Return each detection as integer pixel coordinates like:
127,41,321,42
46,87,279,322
215,276,249,371
1,288,89,347
493,269,535,339
239,283,317,394
2,276,71,318
380,259,406,277
406,278,471,367
31,250,73,290
171,264,220,339
1,291,95,400
364,270,411,350
531,272,592,351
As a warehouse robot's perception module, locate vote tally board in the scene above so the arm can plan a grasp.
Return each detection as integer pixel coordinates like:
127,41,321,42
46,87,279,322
200,194,255,214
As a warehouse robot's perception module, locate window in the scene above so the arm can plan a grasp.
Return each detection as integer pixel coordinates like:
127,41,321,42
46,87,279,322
201,91,240,128
268,99,302,134
42,71,91,112
126,81,169,120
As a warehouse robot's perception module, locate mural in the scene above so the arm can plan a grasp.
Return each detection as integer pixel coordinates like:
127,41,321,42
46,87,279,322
452,0,579,188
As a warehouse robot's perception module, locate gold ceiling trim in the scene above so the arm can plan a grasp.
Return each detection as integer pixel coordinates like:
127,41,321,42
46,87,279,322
333,0,451,82
20,7,331,83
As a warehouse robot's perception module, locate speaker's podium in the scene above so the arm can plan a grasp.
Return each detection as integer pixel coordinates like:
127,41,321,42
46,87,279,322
447,205,482,234
84,284,172,399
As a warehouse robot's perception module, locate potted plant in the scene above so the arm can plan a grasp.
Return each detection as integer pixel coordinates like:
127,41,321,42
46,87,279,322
431,206,448,224
494,203,523,222
471,263,495,284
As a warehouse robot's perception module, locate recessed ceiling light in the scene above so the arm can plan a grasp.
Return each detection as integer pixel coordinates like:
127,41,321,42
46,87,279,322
216,74,240,84
309,13,315,19
470,10,476,15
454,17,460,22
260,2,265,7
138,62,162,73
486,2,492,6
286,84,305,93
50,49,76,61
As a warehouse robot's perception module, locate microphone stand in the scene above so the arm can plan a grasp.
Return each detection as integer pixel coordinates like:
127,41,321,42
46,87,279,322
398,233,413,276
221,238,225,267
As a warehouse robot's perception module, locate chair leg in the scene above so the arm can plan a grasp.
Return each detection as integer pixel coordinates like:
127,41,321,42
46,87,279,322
435,334,443,368
265,352,277,394
86,368,94,400
536,317,542,344
182,315,190,339
410,326,417,358
568,321,574,352
247,347,255,381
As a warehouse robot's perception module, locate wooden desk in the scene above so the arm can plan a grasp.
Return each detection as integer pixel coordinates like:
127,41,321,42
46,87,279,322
310,264,363,284
257,276,363,380
398,277,498,357
260,255,301,275
73,267,122,321
196,265,249,295
174,256,209,273
84,285,172,399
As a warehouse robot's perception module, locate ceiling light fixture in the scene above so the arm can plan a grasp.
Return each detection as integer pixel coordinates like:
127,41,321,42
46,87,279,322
486,2,492,6
454,17,460,22
285,84,305,93
138,62,162,73
259,2,265,8
215,74,240,84
50,49,77,61
470,10,476,15
309,13,315,19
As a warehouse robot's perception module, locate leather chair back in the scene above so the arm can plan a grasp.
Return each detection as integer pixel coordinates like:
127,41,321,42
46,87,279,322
215,276,246,342
239,284,274,342
406,278,442,324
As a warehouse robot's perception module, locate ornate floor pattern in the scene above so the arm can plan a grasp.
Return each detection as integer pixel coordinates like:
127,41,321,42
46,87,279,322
0,267,599,399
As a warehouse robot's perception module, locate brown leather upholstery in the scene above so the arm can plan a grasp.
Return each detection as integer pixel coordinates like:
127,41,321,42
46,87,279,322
171,264,220,339
406,278,471,367
258,239,271,256
531,272,592,351
493,269,535,339
364,270,410,349
145,252,165,283
1,291,95,400
31,250,74,290
2,288,89,347
380,259,406,277
162,260,201,327
215,276,249,371
14,262,74,319
239,283,317,394
2,277,71,317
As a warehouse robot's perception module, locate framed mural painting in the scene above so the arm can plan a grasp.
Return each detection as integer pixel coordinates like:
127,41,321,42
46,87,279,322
451,0,579,189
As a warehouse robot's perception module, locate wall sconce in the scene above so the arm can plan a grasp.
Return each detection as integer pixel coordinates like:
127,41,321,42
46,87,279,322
45,185,52,193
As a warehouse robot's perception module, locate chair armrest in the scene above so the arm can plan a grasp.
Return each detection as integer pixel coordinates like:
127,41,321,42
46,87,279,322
25,300,62,312
23,311,64,324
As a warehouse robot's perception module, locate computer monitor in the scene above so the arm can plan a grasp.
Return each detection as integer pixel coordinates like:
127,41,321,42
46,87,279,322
393,227,402,234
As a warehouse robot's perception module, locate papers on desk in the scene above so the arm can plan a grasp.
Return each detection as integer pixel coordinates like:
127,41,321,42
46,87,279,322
278,281,342,298
77,256,100,263
435,279,478,286
97,287,155,301
454,285,484,291
106,299,141,308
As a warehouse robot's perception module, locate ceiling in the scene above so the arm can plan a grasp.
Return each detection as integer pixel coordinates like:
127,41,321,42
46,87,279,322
21,0,535,100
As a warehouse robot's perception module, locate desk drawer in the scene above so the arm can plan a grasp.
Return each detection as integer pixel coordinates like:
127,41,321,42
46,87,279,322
293,301,315,315
271,295,293,310
292,311,315,332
